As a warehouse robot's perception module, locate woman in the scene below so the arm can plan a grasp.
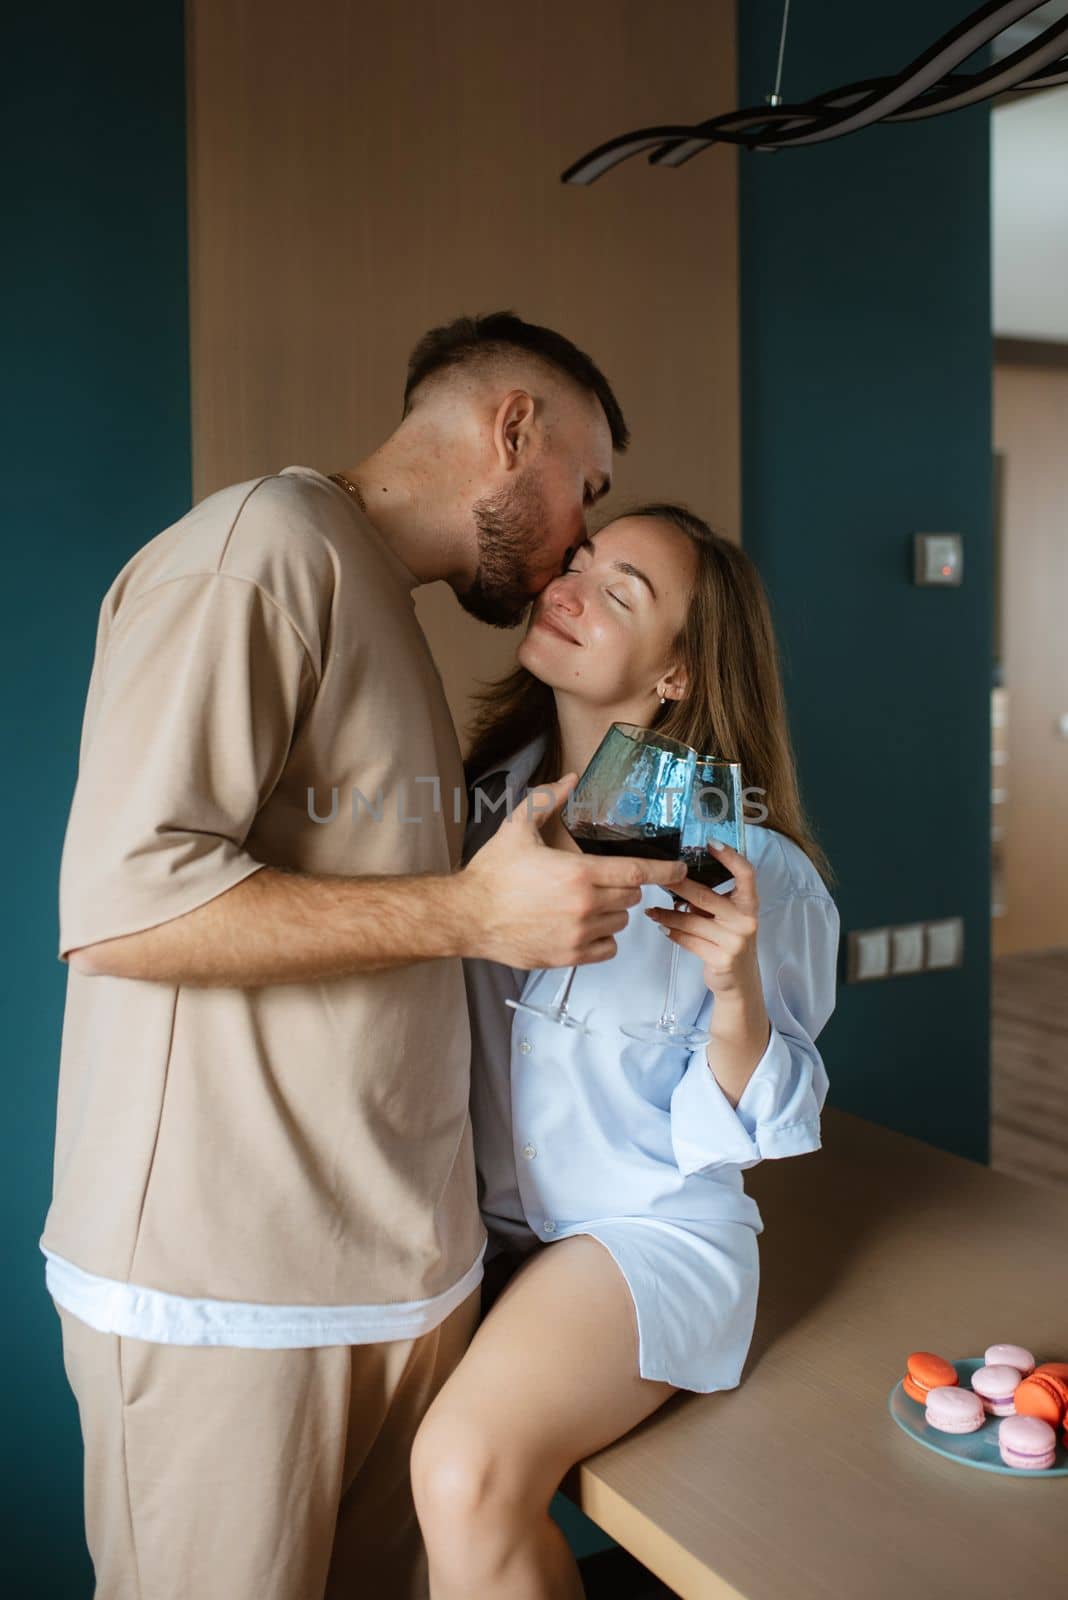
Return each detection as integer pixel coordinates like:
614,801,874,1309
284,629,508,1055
410,504,840,1599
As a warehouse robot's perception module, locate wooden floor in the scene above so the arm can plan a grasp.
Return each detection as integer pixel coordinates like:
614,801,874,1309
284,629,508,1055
990,945,1068,1191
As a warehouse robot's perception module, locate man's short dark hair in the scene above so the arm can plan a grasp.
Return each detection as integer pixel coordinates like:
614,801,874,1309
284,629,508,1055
402,310,629,451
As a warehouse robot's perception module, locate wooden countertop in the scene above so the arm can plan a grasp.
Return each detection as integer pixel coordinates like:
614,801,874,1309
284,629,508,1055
560,1106,1067,1599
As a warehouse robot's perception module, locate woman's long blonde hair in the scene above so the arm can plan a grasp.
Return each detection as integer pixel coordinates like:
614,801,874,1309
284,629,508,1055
463,502,837,892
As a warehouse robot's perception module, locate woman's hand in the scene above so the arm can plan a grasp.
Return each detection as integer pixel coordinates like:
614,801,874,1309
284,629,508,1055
643,841,762,1001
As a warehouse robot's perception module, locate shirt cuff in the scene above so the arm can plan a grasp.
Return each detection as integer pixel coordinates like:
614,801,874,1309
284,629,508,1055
668,1020,821,1178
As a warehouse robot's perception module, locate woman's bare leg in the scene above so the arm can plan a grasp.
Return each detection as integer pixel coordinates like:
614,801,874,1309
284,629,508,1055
410,1234,679,1599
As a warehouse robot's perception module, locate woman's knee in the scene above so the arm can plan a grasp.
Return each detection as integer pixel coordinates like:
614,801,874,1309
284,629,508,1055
410,1405,550,1539
413,1411,503,1522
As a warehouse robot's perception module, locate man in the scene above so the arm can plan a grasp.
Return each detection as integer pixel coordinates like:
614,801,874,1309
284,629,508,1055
43,310,687,1599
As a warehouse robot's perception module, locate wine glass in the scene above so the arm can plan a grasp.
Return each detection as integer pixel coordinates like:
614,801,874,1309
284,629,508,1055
620,754,746,1049
506,722,697,1033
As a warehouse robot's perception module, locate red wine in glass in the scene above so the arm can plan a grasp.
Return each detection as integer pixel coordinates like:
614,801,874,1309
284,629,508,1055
570,823,684,860
505,722,697,1034
680,844,736,889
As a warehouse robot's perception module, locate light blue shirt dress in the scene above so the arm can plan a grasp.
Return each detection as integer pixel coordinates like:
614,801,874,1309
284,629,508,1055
462,732,841,1394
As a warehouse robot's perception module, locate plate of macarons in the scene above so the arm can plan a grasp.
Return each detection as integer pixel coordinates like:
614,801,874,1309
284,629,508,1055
889,1346,1068,1476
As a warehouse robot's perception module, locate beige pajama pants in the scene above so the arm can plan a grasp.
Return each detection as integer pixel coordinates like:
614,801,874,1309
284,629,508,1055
56,1284,483,1600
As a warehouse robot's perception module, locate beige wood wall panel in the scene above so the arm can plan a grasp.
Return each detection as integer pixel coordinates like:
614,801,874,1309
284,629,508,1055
992,362,1068,955
186,0,738,735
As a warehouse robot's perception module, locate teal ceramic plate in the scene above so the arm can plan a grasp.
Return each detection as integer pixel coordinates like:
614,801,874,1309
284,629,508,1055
889,1358,1068,1477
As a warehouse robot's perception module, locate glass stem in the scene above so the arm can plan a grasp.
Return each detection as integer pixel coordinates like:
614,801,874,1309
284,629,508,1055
551,965,578,1016
658,895,686,1031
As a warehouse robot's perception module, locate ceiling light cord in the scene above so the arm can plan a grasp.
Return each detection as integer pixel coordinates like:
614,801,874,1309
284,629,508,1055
768,0,793,108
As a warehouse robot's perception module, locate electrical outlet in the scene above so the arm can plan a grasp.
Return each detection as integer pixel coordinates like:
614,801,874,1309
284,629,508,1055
891,924,926,975
847,928,890,982
925,917,964,969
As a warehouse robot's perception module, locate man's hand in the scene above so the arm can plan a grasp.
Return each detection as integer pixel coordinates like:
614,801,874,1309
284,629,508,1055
459,773,688,969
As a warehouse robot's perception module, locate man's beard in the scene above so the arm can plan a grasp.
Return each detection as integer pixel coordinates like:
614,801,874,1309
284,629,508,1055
459,472,552,628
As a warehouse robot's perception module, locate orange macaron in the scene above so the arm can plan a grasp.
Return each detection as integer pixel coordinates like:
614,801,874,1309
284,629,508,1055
1033,1361,1068,1383
1013,1372,1068,1427
903,1351,959,1404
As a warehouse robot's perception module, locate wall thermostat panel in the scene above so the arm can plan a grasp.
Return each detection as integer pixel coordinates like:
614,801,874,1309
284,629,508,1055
913,532,963,586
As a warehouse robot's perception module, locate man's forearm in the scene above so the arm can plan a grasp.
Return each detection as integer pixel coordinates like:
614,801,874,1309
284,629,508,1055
67,864,476,987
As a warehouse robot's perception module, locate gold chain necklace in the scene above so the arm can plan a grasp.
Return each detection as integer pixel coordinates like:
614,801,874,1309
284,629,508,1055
327,471,366,511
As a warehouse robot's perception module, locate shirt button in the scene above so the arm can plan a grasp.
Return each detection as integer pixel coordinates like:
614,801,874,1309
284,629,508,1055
542,1219,556,1234
517,1038,533,1055
521,1143,537,1160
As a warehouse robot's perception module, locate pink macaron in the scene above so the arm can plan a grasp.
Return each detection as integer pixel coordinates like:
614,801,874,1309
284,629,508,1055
971,1364,1022,1416
998,1414,1057,1471
925,1385,985,1434
983,1344,1036,1378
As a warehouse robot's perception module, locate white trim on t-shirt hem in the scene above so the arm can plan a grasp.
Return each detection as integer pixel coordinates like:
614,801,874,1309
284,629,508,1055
41,1237,487,1349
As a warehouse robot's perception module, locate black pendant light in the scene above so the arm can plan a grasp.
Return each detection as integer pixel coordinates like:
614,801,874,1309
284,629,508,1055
561,0,1068,185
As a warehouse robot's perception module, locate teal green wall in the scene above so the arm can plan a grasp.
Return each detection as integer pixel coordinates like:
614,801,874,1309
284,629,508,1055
738,3,993,1163
3,4,192,1591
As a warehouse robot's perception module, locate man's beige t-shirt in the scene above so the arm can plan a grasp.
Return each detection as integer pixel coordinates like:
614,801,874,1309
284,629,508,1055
40,466,488,1320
